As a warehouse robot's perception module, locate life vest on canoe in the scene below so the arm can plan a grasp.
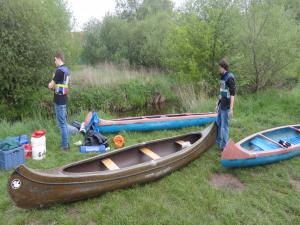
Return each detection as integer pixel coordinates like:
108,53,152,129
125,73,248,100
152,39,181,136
219,72,235,99
55,65,70,95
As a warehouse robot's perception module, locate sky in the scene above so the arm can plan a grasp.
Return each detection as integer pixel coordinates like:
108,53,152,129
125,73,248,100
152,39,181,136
66,0,186,31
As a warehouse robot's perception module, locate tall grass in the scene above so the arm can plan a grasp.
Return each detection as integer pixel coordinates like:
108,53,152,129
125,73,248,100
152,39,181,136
72,63,162,87
174,83,211,112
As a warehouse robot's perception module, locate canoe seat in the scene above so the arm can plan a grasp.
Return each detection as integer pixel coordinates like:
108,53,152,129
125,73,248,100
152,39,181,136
250,137,279,151
140,147,160,160
176,140,192,148
101,158,120,170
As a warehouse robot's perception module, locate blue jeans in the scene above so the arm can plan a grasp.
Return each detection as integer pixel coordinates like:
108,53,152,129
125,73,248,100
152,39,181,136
216,108,230,150
54,104,69,148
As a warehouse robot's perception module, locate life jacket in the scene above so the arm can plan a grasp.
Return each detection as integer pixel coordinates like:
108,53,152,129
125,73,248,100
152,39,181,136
219,72,235,99
55,65,70,95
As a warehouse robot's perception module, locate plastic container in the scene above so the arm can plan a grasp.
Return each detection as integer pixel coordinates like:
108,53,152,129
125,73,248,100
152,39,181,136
23,144,32,159
0,146,25,170
5,135,28,145
32,145,46,160
80,145,109,153
19,135,29,145
31,130,46,160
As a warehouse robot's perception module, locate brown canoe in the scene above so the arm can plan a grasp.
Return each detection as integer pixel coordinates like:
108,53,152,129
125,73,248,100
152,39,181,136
8,123,216,209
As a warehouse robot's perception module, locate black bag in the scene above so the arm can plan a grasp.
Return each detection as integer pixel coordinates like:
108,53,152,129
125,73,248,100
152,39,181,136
84,130,108,147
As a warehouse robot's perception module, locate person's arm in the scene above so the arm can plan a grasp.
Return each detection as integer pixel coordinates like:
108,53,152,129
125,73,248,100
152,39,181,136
230,96,235,118
48,70,64,90
227,77,236,118
48,80,55,90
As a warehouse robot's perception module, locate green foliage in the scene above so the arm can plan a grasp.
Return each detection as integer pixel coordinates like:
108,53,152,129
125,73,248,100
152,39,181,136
28,77,177,118
164,13,211,82
82,17,131,65
233,1,300,92
68,78,176,114
82,0,175,68
0,0,74,118
128,12,174,68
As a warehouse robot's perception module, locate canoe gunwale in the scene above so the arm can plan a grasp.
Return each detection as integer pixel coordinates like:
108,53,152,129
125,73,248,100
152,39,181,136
99,113,217,126
235,124,300,146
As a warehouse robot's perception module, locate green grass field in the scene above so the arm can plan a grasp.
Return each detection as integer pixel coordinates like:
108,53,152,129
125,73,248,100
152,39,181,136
1,86,300,225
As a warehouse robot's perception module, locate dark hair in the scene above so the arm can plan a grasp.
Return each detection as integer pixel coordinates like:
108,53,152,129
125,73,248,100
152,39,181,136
55,52,65,62
219,58,229,71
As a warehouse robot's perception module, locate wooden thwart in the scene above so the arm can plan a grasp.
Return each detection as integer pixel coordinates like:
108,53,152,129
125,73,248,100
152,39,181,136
176,140,192,148
140,147,161,160
101,158,120,170
176,140,186,146
258,134,284,147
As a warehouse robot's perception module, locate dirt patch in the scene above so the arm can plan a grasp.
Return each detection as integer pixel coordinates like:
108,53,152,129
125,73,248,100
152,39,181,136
289,178,300,192
209,173,244,190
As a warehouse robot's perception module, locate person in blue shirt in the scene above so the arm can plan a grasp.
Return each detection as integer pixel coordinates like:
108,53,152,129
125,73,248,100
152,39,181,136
48,52,70,151
216,59,236,151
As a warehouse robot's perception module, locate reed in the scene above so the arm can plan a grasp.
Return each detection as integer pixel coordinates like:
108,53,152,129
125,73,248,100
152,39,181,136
72,63,162,87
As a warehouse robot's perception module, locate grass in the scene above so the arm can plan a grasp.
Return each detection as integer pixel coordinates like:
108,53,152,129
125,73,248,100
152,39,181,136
72,63,162,88
1,86,300,225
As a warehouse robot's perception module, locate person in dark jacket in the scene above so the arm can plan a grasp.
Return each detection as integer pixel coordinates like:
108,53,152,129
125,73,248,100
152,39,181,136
48,52,70,151
216,58,236,150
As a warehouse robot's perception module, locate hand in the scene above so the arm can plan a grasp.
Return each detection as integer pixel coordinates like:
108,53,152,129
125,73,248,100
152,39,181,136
215,105,219,112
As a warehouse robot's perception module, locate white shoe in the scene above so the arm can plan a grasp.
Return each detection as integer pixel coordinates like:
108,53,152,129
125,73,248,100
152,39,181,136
74,140,83,146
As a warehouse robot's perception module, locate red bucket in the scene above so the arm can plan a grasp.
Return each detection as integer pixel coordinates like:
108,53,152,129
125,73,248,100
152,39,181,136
23,144,32,159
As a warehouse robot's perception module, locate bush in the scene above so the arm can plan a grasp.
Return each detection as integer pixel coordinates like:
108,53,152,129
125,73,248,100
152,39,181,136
28,78,177,118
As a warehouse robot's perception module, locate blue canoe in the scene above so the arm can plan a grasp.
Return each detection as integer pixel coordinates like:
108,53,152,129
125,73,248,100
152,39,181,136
221,125,300,168
84,111,217,133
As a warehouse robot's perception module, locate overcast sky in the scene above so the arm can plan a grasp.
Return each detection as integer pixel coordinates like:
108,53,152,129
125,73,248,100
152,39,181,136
66,0,186,31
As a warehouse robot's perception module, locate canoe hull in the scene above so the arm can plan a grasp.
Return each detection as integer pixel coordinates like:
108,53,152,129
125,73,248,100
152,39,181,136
221,124,300,168
221,149,300,168
96,117,217,133
8,123,216,209
84,112,217,133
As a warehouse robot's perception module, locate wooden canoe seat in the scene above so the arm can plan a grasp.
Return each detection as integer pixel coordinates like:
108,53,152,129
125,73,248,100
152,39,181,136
140,147,160,160
176,140,192,148
176,140,186,146
101,158,120,170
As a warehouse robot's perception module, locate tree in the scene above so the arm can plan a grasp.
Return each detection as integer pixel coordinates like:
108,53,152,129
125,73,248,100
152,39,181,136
234,0,299,92
183,0,241,88
164,12,211,82
82,16,131,65
82,0,175,68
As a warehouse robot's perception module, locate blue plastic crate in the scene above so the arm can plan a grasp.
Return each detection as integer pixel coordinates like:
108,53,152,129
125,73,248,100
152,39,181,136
0,146,25,170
